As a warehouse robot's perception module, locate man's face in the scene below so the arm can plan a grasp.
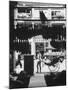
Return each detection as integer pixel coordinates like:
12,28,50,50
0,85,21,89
44,57,46,60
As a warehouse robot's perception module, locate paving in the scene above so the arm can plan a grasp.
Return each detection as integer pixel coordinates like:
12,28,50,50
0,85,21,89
28,73,47,87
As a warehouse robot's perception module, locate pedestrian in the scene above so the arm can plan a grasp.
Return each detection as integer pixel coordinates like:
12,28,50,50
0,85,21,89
37,52,42,73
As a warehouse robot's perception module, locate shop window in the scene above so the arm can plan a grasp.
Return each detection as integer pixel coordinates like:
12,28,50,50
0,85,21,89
18,7,31,13
51,10,64,20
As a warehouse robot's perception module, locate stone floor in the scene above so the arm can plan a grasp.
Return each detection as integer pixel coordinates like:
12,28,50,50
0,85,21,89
28,73,47,88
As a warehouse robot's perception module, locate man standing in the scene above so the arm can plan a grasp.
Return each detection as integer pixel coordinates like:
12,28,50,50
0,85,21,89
37,52,42,73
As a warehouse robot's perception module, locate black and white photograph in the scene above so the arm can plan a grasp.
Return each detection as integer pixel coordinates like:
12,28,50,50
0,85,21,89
9,1,66,89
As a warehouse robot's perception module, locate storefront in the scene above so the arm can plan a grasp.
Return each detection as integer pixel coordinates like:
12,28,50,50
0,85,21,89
29,35,54,56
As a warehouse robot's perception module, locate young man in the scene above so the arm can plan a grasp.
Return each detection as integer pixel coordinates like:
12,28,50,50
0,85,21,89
37,52,42,73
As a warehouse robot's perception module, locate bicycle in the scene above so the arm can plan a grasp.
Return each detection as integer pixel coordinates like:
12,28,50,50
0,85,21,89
42,56,64,72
